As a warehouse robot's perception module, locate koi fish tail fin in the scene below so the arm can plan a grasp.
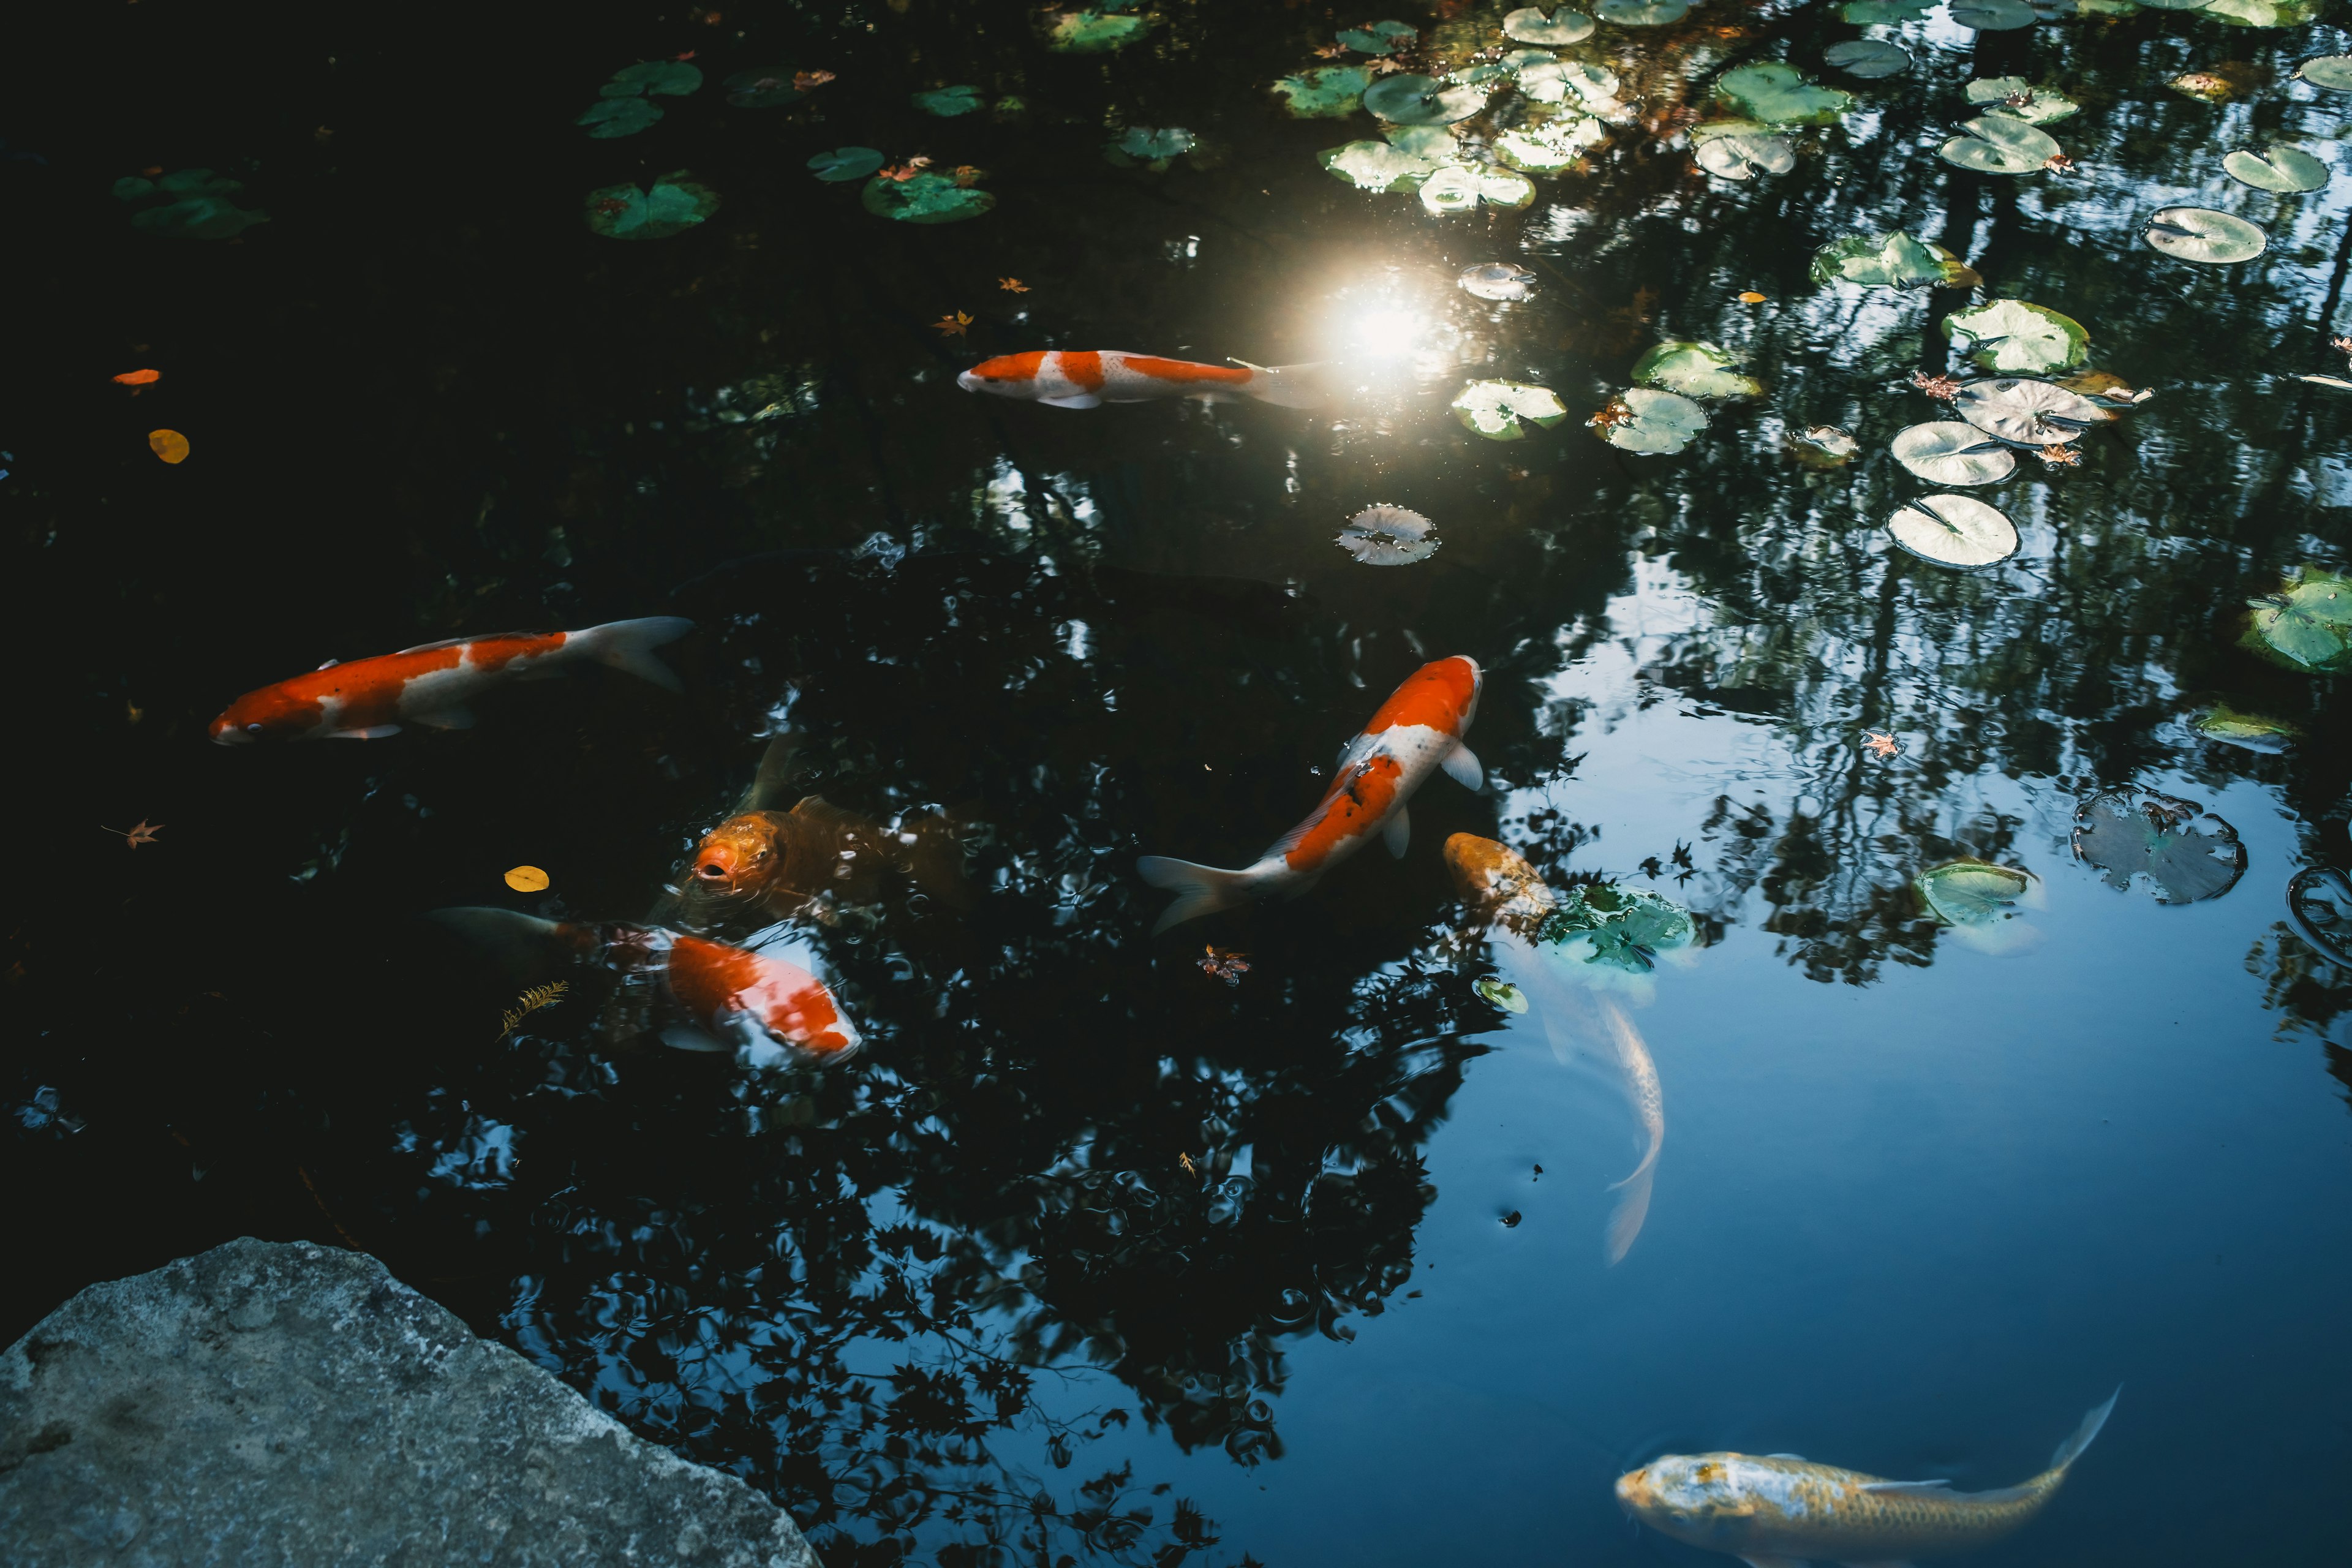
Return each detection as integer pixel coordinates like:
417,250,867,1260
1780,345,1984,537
428,907,595,986
575,616,696,692
2050,1387,2121,1474
1241,362,1329,410
1602,1160,1654,1267
1137,856,1253,933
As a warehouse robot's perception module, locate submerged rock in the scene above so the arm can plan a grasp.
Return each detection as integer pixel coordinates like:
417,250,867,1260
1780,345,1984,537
0,1237,818,1568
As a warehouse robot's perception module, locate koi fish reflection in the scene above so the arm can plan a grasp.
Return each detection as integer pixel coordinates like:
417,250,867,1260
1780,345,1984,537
958,350,1325,410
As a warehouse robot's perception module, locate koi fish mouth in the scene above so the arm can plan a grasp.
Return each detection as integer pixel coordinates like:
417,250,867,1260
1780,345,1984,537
689,840,771,893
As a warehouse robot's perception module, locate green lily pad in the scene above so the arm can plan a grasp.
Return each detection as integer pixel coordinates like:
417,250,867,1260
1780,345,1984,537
1273,65,1372,118
1824,40,1912,79
723,68,804,108
913,84,984,116
1716,61,1856,126
1321,140,1442,192
1453,379,1569,440
1940,116,2060,175
1046,8,1150,52
1966,77,2080,124
115,169,270,239
1594,0,1692,22
1950,0,2038,25
862,170,995,224
2224,145,2329,193
601,61,703,97
808,147,886,183
1915,860,2034,926
1504,7,1597,43
2297,56,2352,90
1107,126,1194,169
1887,493,2019,568
1693,124,1795,179
1384,123,1460,156
1891,422,2018,486
1474,976,1531,1012
1945,299,2090,375
2192,703,2299,752
2143,206,2267,263
1840,0,1934,17
2243,567,2352,673
577,97,664,137
2073,790,2247,904
1531,883,1695,971
1337,20,1417,53
1495,116,1608,172
1811,232,1978,288
1632,341,1762,399
1599,388,1707,454
584,170,720,239
1363,73,1489,125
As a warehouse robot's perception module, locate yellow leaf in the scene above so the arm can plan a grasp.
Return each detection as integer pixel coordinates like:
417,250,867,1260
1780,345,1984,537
504,865,551,891
148,429,190,464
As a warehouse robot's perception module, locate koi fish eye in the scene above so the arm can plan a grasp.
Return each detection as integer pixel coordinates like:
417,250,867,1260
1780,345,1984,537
246,723,263,733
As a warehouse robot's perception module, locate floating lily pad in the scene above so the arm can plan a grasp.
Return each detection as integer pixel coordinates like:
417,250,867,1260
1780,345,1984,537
1792,426,1861,466
2137,0,2220,7
1955,377,2109,446
602,61,703,97
2144,206,2267,264
1495,116,1608,172
1632,341,1761,399
1599,388,1707,454
1046,7,1150,52
1273,65,1372,118
1915,860,2035,925
2168,70,2239,104
1950,0,2038,25
1945,300,2090,375
1454,380,1568,440
1364,73,1490,125
1824,40,1912,79
1594,0,1692,22
1385,123,1460,154
584,170,720,239
1811,232,1978,288
1321,140,1441,192
1840,0,1934,18
1519,58,1621,112
1891,423,2019,486
1107,126,1195,170
1966,77,2080,124
809,147,886,183
2297,55,2352,91
1716,62,1856,126
1531,883,1695,971
1504,7,1597,43
2192,703,2299,752
1887,494,2020,568
1336,504,1440,565
1422,163,1538,214
723,68,804,108
1693,121,1796,180
2073,790,2247,904
113,169,269,239
862,170,995,224
2224,145,2329,193
1337,20,1417,53
913,84,984,116
1474,976,1531,1012
2243,566,2352,673
2205,0,2327,21
1941,116,2060,174
1461,262,1540,301
578,97,664,137
2286,867,2352,965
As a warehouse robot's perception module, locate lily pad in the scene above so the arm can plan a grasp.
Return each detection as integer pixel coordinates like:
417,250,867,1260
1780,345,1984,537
1503,7,1597,44
1824,40,1912,79
1531,883,1695,971
1107,126,1195,170
2296,56,2352,91
2137,0,2219,6
2192,704,2299,752
1519,58,1621,112
2204,0,2324,19
1954,377,2110,446
1950,0,2038,25
809,147,886,183
2286,867,2352,965
1632,341,1762,399
1421,164,1537,213
1046,8,1150,52
602,61,703,97
1840,0,1934,18
115,169,269,239
2243,567,2352,673
862,170,995,225
1495,117,1608,172
1915,860,2035,925
1460,262,1540,301
1966,77,2080,124
1385,123,1460,155
2143,206,2267,264
2073,790,2247,904
1945,300,2090,375
1716,62,1856,126
1474,976,1531,1012
584,171,720,240
913,84,984,116
1693,121,1796,180
1891,423,2019,486
1273,65,1373,118
1792,426,1861,466
1321,140,1441,192
1453,380,1569,440
578,97,663,138
1598,388,1708,454
1337,20,1417,53
1811,232,1978,288
1887,494,2020,568
1941,116,2061,175
723,68,804,108
1594,0,1692,22
1364,73,1490,125
2224,145,2329,193
1336,504,1440,565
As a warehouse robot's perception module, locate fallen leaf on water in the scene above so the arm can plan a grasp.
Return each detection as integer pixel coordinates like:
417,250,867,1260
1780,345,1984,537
148,429,190,463
951,164,986,187
880,155,933,182
998,276,1030,292
503,864,551,892
933,311,973,337
113,368,160,385
497,980,569,1040
1909,371,1962,401
1863,731,1899,758
1178,1152,1199,1175
1738,290,1766,303
793,70,835,91
1199,945,1251,985
2036,442,2081,467
1314,43,1348,58
103,820,164,848
673,50,698,61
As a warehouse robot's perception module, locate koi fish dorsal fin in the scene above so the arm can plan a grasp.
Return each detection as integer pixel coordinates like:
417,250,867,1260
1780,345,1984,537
396,631,538,654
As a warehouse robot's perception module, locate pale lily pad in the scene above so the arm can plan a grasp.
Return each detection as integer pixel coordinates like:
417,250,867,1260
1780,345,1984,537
1632,341,1761,399
1460,262,1539,301
1495,117,1608,172
1364,73,1490,125
1915,860,2035,925
1337,20,1417,53
2224,145,2329,193
1422,164,1537,214
1321,140,1441,192
1891,423,2018,486
1504,7,1597,43
1273,65,1372,118
1336,504,1440,565
2137,0,2219,7
808,147,886,183
1941,116,2060,175
585,171,720,239
2192,704,2299,753
862,170,995,224
1519,58,1621,112
1793,426,1861,466
2205,0,2325,20
1693,122,1795,180
1841,0,1934,18
2243,567,2352,673
1886,494,2019,568
578,98,663,138
1598,388,1707,454
1454,380,1570,440
723,68,804,108
1950,0,2038,24
2287,867,2352,965
1811,232,1978,288
1824,40,1912,79
602,61,703,97
1531,883,1695,971
1046,8,1149,52
1966,77,2080,124
913,84,984,116
1594,0,1692,21
1716,62,1856,126
2143,206,2267,264
1945,300,2090,375
1955,377,2110,446
1474,976,1531,1012
2297,56,2352,91
2073,790,2247,904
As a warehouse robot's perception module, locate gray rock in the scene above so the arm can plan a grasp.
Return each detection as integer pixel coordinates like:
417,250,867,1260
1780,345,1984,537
0,1238,820,1568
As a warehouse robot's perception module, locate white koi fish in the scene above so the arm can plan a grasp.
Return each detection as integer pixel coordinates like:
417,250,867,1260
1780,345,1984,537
1139,656,1483,933
958,350,1324,410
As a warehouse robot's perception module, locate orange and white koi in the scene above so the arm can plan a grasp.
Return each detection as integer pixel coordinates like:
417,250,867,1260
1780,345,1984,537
1138,656,1482,933
957,350,1324,410
209,617,693,743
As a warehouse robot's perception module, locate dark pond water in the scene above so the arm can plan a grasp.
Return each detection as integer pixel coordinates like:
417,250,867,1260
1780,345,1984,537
8,1,2352,1564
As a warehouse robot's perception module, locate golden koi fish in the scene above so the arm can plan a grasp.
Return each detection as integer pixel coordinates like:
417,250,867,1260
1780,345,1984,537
1616,1389,2119,1568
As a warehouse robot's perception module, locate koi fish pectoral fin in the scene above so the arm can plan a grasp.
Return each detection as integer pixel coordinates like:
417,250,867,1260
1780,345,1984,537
1036,393,1104,409
1441,742,1483,791
409,706,476,730
1382,806,1411,859
657,1024,733,1054
327,724,403,739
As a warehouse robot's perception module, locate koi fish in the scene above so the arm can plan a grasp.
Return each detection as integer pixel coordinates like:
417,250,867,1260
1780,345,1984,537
1138,655,1482,933
1616,1389,2120,1568
1446,833,1664,1264
434,908,859,1063
957,350,1324,410
209,617,693,742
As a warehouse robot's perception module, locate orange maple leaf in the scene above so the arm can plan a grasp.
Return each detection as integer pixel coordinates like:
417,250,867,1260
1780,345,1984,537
1862,732,1899,760
998,277,1030,293
104,819,165,848
1199,945,1251,985
113,369,161,386
794,70,835,91
933,312,973,337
